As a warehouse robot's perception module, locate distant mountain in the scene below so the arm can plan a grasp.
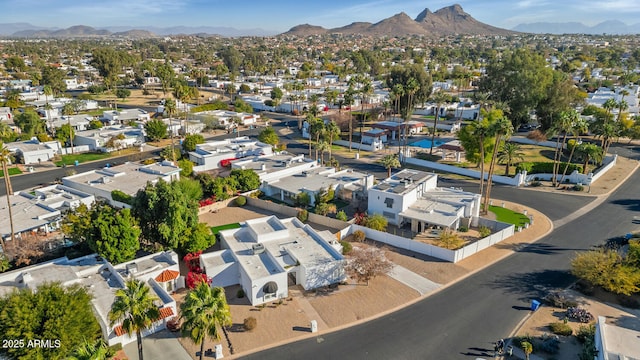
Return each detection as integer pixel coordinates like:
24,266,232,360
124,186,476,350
0,23,276,38
513,20,640,34
284,4,514,37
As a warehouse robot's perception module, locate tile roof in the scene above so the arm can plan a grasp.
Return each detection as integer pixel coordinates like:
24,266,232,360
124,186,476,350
158,307,174,320
155,269,180,282
113,325,126,337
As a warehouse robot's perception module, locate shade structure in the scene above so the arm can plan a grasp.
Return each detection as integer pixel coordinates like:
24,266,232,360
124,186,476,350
263,281,278,294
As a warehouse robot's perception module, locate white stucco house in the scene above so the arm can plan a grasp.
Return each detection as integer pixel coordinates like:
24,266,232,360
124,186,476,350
7,139,60,164
200,216,345,305
368,169,481,230
0,251,183,347
189,136,273,172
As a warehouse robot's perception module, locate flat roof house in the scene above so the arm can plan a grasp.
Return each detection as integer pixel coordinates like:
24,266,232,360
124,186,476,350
368,169,480,230
188,136,273,172
0,185,94,242
200,216,345,305
74,126,146,152
62,161,180,207
261,166,374,207
231,153,317,183
0,251,183,347
7,139,60,165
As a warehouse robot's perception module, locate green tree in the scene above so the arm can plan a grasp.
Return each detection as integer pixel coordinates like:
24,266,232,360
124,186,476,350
41,65,67,95
270,87,283,107
14,108,46,137
89,119,103,130
132,179,215,254
323,121,341,160
575,143,604,174
178,159,194,177
182,133,205,152
109,279,160,360
257,127,279,146
180,283,232,360
144,119,168,141
365,213,388,231
230,168,260,192
62,202,140,264
498,142,524,176
559,112,589,184
69,339,108,360
386,64,432,122
155,63,175,95
315,202,337,216
0,283,102,360
56,123,75,146
480,49,554,126
115,88,131,101
295,192,311,207
536,70,584,130
379,154,401,178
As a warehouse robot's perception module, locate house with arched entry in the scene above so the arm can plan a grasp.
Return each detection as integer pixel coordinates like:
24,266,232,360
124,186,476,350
199,216,346,305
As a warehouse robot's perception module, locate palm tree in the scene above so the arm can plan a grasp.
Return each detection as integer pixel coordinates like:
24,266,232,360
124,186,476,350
391,84,404,123
471,117,491,203
559,114,589,184
498,142,524,176
521,341,533,360
109,279,160,360
43,85,54,136
430,91,450,155
316,140,330,165
575,143,604,174
0,142,15,254
483,111,513,213
602,98,617,117
180,282,232,360
69,339,108,360
164,98,178,163
379,154,401,178
324,121,341,160
358,77,374,155
311,117,325,161
549,111,574,186
616,99,628,123
402,78,419,161
344,87,355,151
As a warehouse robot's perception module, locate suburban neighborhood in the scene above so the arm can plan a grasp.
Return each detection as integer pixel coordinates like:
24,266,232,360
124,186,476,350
0,3,640,360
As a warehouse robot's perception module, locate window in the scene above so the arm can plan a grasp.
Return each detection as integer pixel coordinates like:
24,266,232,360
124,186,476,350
383,211,395,219
384,197,394,208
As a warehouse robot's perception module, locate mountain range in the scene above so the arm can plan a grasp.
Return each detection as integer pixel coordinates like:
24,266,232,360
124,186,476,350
284,4,513,37
513,20,640,34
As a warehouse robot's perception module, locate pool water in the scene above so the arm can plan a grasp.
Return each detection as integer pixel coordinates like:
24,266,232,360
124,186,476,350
410,139,446,149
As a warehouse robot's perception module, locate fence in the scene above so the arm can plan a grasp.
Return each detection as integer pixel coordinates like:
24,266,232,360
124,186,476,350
340,219,515,263
244,197,350,231
60,145,91,155
524,155,617,185
403,156,525,186
198,196,239,215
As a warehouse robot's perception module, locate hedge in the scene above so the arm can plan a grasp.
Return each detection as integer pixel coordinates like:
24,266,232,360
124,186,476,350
516,161,582,175
111,190,133,205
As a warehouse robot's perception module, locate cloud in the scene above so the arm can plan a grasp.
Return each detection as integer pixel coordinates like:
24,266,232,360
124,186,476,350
58,0,190,19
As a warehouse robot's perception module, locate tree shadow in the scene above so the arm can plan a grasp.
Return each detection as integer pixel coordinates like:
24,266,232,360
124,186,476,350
486,269,576,303
610,199,640,212
461,346,493,358
292,326,311,332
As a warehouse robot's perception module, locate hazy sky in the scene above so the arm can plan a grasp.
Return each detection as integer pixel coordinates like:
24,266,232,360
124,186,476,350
4,0,639,32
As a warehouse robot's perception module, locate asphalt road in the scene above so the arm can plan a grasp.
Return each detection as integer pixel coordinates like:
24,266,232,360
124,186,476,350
241,168,639,360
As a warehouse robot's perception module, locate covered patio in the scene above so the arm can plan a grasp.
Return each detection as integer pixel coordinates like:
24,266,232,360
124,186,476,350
399,199,465,233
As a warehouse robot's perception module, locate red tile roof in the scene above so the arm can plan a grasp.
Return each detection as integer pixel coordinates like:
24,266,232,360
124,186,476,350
158,307,174,320
114,325,125,337
155,269,180,282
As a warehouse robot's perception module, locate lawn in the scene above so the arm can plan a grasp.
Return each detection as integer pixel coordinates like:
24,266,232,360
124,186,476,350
0,167,23,177
488,205,530,227
55,152,111,166
210,223,241,235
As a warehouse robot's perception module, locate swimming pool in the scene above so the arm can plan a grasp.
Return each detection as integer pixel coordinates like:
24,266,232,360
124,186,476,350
410,139,447,149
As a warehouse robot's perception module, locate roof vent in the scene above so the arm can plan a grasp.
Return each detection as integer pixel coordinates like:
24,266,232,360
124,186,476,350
252,243,265,255
126,263,138,275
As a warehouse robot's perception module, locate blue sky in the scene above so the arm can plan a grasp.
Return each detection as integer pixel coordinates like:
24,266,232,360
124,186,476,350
4,0,640,32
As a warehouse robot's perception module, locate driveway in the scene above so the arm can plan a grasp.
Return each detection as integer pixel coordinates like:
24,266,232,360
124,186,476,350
123,330,192,360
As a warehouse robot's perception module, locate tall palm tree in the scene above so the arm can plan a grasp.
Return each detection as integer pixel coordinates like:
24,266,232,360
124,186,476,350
310,116,325,161
430,91,449,155
602,98,617,118
0,142,13,254
43,85,54,136
471,116,491,207
498,142,524,176
316,140,330,165
109,279,160,360
324,121,340,161
616,99,628,123
559,114,588,184
549,111,574,186
358,77,374,155
180,282,232,360
379,154,401,178
391,84,404,123
164,98,178,163
483,111,513,213
344,87,355,151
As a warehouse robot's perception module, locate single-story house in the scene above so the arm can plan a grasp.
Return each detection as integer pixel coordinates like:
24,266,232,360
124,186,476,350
188,136,273,172
102,109,151,125
370,120,424,140
200,216,345,305
73,126,146,152
7,139,60,164
231,153,317,183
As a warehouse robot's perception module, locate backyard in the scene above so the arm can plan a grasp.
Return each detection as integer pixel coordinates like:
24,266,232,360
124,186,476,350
488,205,531,227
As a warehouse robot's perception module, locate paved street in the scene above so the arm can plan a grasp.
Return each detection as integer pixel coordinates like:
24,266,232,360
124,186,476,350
241,167,639,360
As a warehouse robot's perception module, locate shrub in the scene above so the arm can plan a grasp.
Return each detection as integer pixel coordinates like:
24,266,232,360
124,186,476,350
235,196,247,206
297,209,308,222
353,230,366,242
576,324,595,344
243,317,257,331
478,226,491,238
237,289,245,298
336,210,348,221
364,213,388,231
573,184,584,191
340,241,352,255
548,322,573,336
437,229,464,250
111,190,133,205
248,190,263,198
141,158,156,165
517,161,582,175
458,226,469,232
107,343,123,357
